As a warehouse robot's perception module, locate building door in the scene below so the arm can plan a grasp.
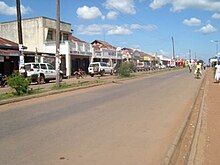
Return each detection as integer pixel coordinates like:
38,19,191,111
3,56,19,75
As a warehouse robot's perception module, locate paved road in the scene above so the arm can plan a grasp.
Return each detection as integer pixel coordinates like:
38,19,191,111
0,69,202,165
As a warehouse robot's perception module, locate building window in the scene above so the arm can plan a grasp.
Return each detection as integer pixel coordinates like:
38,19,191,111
47,30,53,41
63,33,69,41
85,44,90,52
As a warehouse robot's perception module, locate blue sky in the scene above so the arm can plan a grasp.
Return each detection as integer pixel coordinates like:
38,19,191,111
0,0,220,62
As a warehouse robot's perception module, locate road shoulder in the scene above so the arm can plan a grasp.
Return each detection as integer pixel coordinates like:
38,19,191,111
195,69,220,165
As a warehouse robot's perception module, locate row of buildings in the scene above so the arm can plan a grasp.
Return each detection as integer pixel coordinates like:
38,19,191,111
0,16,173,77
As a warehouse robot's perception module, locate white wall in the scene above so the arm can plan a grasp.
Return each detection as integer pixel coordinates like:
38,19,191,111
0,17,71,53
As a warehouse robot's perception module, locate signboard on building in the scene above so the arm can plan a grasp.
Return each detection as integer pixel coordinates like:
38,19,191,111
19,55,25,67
19,44,27,51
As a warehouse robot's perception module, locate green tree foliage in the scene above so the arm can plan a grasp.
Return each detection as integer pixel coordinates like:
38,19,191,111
7,73,30,95
119,62,134,77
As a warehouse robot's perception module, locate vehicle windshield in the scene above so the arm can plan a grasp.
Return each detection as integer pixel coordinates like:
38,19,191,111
90,63,99,67
100,62,107,67
33,64,40,69
24,64,31,70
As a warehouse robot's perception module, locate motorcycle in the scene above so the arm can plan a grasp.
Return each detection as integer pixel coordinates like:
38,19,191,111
0,74,7,87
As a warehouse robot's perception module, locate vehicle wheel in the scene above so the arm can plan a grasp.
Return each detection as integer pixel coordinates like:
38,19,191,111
110,70,113,75
59,74,63,82
90,74,94,77
45,79,50,83
38,75,45,84
100,70,105,76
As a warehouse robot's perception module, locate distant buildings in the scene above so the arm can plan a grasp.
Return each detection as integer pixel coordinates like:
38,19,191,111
91,40,122,65
0,16,172,77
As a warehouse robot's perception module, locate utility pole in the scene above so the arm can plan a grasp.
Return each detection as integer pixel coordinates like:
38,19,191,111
56,0,60,87
195,52,197,61
16,0,24,69
189,49,191,62
171,36,175,59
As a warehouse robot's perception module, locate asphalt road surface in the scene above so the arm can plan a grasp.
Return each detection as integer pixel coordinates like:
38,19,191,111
0,69,202,165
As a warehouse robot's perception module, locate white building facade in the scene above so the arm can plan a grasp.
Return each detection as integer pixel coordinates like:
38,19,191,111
0,17,94,77
44,36,93,77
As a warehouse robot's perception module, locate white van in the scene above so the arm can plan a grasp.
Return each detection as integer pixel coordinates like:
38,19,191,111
20,63,63,84
88,62,113,77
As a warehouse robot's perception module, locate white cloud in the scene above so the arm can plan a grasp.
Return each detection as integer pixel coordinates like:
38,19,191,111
130,24,158,31
107,26,132,35
77,24,132,35
196,24,217,34
212,13,220,19
149,0,220,12
104,0,136,14
76,6,103,20
0,1,31,15
77,24,104,35
183,18,201,26
106,11,118,20
77,23,157,36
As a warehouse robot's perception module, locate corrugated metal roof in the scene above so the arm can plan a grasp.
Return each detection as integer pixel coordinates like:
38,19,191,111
69,35,87,44
0,37,18,47
91,40,116,50
0,37,19,56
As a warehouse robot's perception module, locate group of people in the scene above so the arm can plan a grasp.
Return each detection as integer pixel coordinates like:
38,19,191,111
188,61,220,82
73,68,86,79
188,62,204,78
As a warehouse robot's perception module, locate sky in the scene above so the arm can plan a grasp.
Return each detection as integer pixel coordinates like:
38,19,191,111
0,0,220,62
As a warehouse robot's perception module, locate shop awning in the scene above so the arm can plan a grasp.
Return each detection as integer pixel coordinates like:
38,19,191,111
0,49,19,56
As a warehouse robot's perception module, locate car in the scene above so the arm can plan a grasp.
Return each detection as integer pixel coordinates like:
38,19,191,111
160,64,166,69
88,62,113,77
135,62,151,72
20,63,63,84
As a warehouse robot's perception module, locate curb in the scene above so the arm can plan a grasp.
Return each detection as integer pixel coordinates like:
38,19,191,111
0,68,183,106
163,72,206,165
0,82,108,106
187,73,207,165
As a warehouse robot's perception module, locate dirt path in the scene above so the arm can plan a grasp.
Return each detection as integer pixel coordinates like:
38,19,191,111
195,69,220,165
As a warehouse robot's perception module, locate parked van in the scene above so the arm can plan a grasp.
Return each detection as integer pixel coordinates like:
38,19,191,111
20,63,63,84
88,62,113,77
136,62,150,72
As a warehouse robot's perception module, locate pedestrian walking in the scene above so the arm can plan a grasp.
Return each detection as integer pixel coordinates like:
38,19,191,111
214,62,220,83
194,62,202,78
188,63,192,73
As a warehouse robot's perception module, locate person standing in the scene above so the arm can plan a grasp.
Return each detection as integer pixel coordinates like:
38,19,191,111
215,62,220,83
188,62,192,73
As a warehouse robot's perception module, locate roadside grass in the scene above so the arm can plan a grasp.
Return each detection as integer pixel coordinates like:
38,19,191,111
51,80,103,90
0,67,184,102
0,87,44,101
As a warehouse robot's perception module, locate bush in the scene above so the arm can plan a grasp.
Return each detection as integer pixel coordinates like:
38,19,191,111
7,73,30,95
119,62,133,77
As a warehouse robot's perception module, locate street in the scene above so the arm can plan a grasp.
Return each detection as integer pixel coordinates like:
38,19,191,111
0,69,202,165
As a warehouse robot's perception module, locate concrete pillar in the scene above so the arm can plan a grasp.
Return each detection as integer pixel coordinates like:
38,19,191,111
65,41,71,77
40,56,44,63
90,45,95,63
83,43,85,52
